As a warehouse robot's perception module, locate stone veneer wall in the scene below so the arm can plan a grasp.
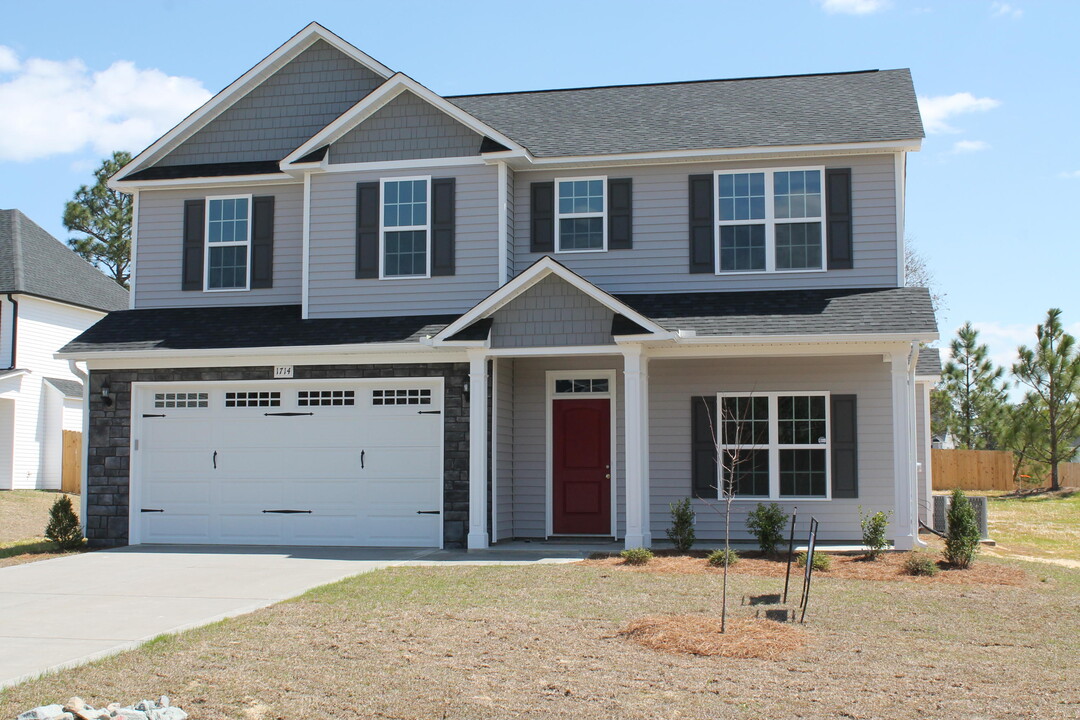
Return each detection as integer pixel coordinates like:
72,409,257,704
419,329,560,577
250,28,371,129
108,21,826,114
85,362,470,548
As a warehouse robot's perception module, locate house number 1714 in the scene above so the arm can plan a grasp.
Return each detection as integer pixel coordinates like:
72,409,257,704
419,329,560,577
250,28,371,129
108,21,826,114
273,366,294,379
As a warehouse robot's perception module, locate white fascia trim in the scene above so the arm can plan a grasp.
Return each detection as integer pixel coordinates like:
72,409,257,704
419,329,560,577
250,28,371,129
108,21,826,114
111,175,299,192
301,171,312,319
319,156,490,173
56,340,449,363
431,256,669,342
673,331,937,346
895,151,907,287
513,139,922,170
111,23,393,186
497,161,509,286
280,74,531,169
129,190,139,309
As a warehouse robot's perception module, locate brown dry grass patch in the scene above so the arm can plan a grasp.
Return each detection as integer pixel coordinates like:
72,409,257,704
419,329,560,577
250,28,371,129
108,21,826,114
619,614,804,659
581,550,1029,586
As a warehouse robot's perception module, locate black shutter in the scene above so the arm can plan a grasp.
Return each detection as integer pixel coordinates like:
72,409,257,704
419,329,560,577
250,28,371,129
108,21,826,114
831,394,859,498
181,199,205,291
250,196,275,288
608,178,633,249
355,182,380,279
691,396,719,499
431,178,456,276
826,168,853,270
530,181,554,253
688,174,714,273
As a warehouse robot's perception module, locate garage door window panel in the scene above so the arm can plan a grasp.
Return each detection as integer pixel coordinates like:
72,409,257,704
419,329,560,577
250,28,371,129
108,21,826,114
225,391,281,408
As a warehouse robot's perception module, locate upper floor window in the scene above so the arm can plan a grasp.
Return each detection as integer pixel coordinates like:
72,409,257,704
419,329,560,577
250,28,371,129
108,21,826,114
715,167,824,274
381,177,429,278
204,196,251,291
556,177,606,253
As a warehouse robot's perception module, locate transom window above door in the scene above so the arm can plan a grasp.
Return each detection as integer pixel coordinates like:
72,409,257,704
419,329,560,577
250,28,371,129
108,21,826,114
381,177,430,278
554,378,610,394
206,196,250,290
556,178,606,252
716,167,824,274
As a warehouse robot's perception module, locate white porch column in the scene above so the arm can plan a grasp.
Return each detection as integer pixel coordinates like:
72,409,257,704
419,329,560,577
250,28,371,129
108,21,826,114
622,345,651,548
467,350,489,549
890,348,918,550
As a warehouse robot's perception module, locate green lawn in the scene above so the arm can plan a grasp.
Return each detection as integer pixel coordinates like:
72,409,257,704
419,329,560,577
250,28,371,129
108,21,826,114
1,557,1076,720
986,491,1080,563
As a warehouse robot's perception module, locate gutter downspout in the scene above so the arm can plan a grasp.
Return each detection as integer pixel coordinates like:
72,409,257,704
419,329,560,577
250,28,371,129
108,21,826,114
3,294,18,370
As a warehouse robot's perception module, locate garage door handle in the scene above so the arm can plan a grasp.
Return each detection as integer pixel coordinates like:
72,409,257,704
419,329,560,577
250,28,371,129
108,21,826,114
262,509,313,514
416,510,441,515
213,451,217,469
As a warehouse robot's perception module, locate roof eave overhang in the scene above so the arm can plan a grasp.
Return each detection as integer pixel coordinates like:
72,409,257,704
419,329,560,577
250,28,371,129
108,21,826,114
669,331,937,345
55,340,442,363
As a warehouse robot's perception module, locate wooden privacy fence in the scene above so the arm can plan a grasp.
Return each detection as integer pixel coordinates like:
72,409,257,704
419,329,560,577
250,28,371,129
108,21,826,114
932,448,1080,491
61,430,82,494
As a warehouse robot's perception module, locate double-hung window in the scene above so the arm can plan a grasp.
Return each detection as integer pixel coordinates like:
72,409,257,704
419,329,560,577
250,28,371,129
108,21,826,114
555,177,606,252
205,195,251,291
717,392,830,499
380,177,430,278
715,167,824,274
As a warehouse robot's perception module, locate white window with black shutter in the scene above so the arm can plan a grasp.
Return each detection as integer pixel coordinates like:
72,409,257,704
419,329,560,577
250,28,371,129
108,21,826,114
530,177,632,254
691,392,858,500
355,176,456,279
181,194,274,292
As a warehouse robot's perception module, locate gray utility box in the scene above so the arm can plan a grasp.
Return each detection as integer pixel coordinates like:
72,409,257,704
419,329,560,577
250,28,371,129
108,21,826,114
932,494,991,541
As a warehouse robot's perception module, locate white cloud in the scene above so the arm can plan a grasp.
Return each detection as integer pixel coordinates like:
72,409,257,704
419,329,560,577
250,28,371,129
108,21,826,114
991,2,1023,19
0,50,210,163
820,0,889,15
918,93,1001,134
0,46,18,73
1058,170,1080,180
952,140,989,153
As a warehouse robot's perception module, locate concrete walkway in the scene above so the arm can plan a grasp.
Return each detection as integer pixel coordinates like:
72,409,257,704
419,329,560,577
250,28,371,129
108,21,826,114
0,543,599,689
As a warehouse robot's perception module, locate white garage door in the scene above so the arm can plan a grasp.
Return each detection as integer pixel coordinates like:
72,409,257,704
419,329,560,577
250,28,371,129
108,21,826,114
132,379,444,547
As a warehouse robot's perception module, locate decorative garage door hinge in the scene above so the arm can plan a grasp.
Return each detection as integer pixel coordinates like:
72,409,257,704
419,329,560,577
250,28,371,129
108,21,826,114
140,508,164,513
262,509,313,514
263,412,315,417
142,413,166,418
417,410,441,415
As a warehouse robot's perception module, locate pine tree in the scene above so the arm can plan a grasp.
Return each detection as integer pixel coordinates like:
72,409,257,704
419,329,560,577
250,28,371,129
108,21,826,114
63,150,133,288
44,495,84,550
943,323,1009,449
1012,309,1080,491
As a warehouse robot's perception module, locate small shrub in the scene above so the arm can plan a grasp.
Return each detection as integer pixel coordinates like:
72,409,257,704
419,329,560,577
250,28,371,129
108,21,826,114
44,495,83,551
746,503,788,556
665,497,696,553
707,548,740,567
620,547,654,565
795,551,832,571
859,507,892,560
944,488,980,569
903,552,940,576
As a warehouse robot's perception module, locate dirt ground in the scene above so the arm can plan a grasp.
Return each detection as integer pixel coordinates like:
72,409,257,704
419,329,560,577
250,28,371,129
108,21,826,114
1,557,1076,720
0,490,75,543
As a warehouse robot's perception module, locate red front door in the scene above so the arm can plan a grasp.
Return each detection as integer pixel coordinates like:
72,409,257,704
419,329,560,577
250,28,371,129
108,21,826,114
552,398,611,535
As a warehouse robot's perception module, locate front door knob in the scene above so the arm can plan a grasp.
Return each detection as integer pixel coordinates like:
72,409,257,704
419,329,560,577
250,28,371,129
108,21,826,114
605,474,611,479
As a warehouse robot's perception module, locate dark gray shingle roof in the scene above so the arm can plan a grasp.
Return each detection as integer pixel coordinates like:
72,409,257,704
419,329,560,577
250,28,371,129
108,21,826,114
0,210,129,312
614,287,937,337
44,377,84,398
61,304,456,354
916,347,942,378
450,69,923,157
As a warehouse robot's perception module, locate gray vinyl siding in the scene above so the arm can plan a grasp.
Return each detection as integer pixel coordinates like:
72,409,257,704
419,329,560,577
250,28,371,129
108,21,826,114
648,355,894,542
156,41,384,167
512,154,898,293
494,358,515,541
133,184,303,308
510,356,626,538
306,163,500,318
490,275,614,348
505,166,515,282
329,91,483,164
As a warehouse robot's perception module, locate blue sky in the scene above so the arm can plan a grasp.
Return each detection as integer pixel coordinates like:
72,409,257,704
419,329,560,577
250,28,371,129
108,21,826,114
1,0,1077,372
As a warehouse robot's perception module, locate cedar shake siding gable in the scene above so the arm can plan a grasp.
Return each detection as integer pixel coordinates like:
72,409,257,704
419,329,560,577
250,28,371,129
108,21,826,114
154,40,385,168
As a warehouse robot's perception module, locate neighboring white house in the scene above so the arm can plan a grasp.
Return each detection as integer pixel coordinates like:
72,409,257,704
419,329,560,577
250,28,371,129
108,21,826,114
0,209,129,490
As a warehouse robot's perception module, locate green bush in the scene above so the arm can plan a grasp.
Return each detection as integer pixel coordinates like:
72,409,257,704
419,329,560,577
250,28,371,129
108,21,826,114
707,548,740,567
944,488,980,569
620,547,654,565
746,503,788,556
665,497,696,553
44,495,83,551
903,552,940,576
859,507,892,560
796,550,832,571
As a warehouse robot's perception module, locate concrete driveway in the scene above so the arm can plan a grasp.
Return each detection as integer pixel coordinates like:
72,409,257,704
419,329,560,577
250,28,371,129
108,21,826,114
0,545,428,689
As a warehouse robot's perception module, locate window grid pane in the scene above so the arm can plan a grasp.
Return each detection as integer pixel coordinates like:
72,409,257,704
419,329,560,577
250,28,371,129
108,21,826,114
726,449,770,497
208,245,248,290
779,449,827,497
559,217,604,250
777,395,827,445
718,172,765,221
384,230,428,277
558,179,604,215
775,222,822,270
719,225,766,272
774,170,821,220
207,198,249,244
383,180,428,228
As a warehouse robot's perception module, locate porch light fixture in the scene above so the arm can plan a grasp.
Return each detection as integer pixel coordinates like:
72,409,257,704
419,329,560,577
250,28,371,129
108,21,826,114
101,379,113,407
463,380,470,403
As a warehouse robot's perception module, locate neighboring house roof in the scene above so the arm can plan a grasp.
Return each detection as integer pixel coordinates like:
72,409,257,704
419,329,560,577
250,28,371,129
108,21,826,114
43,377,84,399
60,305,457,354
916,347,942,379
63,287,936,355
614,287,938,337
0,210,129,312
449,69,924,158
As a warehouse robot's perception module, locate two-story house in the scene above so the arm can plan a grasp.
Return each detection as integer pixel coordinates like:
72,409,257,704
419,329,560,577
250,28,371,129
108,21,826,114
61,23,939,550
